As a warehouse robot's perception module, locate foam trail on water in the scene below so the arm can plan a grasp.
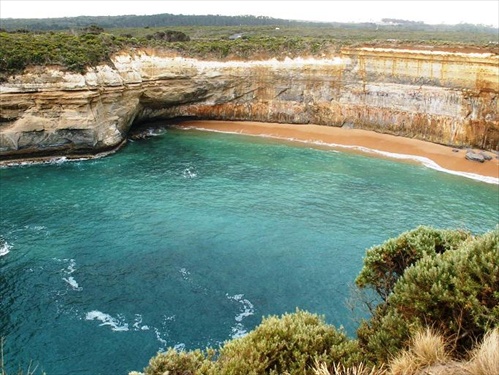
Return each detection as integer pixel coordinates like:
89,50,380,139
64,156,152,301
154,328,168,351
0,147,121,168
179,267,190,280
85,311,129,332
183,167,197,178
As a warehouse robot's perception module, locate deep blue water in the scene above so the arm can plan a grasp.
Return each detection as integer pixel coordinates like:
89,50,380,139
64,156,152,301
0,127,498,374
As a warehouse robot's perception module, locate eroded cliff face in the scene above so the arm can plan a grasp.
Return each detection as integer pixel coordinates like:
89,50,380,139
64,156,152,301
1,46,498,160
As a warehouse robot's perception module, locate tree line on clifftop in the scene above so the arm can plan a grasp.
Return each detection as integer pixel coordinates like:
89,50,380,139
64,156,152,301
2,13,496,32
0,14,498,81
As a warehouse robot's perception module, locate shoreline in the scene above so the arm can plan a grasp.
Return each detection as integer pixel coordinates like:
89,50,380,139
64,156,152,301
176,120,499,185
2,120,498,185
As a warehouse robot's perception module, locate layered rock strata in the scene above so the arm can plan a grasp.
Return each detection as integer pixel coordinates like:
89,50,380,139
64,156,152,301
1,46,498,160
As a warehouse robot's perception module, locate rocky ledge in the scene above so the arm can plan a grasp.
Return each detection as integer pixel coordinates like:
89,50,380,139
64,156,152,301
0,46,498,161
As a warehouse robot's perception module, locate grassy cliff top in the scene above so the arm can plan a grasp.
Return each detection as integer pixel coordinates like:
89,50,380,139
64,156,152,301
1,23,498,79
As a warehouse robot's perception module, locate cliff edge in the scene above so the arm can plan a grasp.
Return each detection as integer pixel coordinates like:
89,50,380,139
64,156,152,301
1,46,498,160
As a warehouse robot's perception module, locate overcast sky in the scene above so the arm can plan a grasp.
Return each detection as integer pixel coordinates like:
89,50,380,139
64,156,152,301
1,1,498,27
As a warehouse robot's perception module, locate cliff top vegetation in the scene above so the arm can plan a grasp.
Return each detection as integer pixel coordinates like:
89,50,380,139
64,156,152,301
0,13,498,80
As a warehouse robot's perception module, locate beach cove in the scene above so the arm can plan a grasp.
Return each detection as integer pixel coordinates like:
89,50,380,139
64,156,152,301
175,120,499,184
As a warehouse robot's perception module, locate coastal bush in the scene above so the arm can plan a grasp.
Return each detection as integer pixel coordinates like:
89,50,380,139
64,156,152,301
213,310,361,374
141,347,215,375
357,227,499,362
138,310,361,375
0,30,125,75
146,30,190,42
355,226,471,302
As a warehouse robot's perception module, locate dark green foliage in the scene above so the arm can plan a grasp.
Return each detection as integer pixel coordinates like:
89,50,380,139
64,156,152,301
0,14,299,31
146,30,190,42
391,228,499,350
81,24,105,34
357,227,499,363
355,226,471,302
0,30,125,75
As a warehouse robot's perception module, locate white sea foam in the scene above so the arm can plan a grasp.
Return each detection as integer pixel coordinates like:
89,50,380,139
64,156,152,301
227,294,255,339
85,310,129,332
179,267,190,279
174,343,186,351
325,143,499,185
146,128,166,137
84,310,153,332
0,148,121,168
154,327,168,350
182,126,499,185
65,258,77,274
56,258,83,291
0,239,12,257
0,156,90,168
231,323,248,339
182,167,197,178
132,314,150,331
63,276,82,291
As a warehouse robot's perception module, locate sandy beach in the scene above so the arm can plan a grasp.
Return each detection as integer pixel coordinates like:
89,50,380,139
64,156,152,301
177,120,499,184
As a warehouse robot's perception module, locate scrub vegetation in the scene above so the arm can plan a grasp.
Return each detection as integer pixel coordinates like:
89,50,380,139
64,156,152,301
0,13,498,80
131,226,498,375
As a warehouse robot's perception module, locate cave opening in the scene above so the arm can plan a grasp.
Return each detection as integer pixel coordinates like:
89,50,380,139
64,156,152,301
127,115,203,140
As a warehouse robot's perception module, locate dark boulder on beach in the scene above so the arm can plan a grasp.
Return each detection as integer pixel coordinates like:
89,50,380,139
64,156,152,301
465,150,485,163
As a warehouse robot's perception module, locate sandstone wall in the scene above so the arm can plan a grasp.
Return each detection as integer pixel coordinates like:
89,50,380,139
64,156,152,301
1,46,497,160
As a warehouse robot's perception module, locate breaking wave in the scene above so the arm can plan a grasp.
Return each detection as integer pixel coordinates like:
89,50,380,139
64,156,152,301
227,294,255,339
85,310,151,333
0,238,12,257
85,310,130,332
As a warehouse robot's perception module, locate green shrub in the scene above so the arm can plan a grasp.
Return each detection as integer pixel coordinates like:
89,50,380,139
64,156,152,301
142,347,214,375
138,310,361,375
357,227,498,362
213,310,361,375
355,226,471,302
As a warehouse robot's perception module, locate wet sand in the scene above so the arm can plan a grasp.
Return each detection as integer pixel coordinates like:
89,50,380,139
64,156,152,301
177,120,499,184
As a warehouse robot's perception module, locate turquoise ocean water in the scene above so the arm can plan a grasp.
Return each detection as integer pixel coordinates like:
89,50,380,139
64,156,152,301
0,126,498,374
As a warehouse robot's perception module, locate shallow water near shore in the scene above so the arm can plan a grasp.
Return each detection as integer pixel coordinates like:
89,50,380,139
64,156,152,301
1,127,498,374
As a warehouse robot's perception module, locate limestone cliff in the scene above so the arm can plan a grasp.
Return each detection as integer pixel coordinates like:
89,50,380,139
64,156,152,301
0,46,498,160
